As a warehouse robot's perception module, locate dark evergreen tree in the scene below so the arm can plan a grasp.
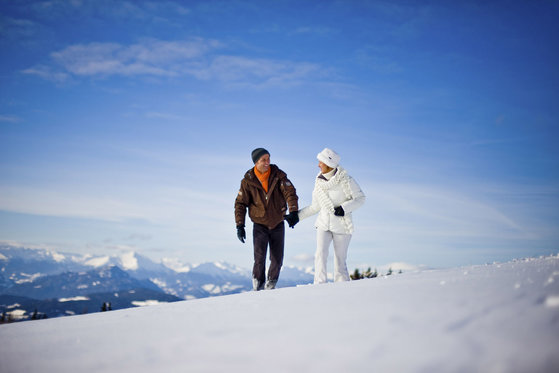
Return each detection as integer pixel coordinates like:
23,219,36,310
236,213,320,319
364,267,379,278
350,268,363,280
364,267,378,278
351,267,382,280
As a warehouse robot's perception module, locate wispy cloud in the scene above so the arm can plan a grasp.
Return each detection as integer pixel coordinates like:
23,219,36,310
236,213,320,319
143,1,190,16
0,17,40,40
24,38,325,88
144,112,187,121
21,65,69,82
47,38,220,77
362,182,538,242
194,55,322,88
355,46,404,74
0,115,22,123
290,26,337,36
26,0,190,22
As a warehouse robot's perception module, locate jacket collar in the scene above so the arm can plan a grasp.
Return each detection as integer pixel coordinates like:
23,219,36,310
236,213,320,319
318,167,337,181
245,164,278,185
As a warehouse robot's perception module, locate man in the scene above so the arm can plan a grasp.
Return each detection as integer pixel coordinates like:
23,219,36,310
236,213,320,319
235,148,299,290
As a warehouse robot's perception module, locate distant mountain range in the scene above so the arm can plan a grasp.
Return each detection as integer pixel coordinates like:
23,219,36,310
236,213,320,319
0,245,313,322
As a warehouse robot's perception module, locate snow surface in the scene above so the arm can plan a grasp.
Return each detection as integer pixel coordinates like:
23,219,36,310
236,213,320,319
119,251,139,271
58,296,90,302
13,272,41,284
48,250,66,263
84,255,110,267
131,300,167,307
1,256,558,373
162,257,192,273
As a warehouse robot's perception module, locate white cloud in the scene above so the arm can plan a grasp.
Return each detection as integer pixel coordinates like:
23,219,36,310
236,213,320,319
290,26,336,36
25,38,324,87
292,253,314,264
144,1,190,16
0,115,22,123
0,185,148,222
21,65,69,82
194,55,322,88
26,0,189,22
49,39,220,77
126,233,152,241
145,112,187,121
0,17,39,39
355,46,404,74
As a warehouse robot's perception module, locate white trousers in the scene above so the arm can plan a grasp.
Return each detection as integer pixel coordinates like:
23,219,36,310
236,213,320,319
314,229,352,284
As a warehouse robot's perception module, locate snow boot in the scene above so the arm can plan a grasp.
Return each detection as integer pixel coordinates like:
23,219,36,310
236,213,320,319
253,278,265,291
265,279,277,290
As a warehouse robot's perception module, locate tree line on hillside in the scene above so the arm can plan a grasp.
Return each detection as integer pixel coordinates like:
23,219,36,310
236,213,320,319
1,309,48,324
1,301,114,324
350,267,402,280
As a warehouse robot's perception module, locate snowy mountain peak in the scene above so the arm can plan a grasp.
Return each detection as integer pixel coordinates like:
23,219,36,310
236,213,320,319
98,265,128,278
191,261,249,277
119,252,139,271
0,244,313,303
84,256,110,268
162,257,192,273
47,250,65,263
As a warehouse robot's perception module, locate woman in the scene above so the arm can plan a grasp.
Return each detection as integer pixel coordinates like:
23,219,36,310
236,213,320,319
298,148,366,284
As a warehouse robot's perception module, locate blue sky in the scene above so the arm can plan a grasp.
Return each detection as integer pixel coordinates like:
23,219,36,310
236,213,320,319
1,0,558,270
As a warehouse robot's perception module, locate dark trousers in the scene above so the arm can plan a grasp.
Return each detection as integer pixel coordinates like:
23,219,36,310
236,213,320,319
253,222,285,284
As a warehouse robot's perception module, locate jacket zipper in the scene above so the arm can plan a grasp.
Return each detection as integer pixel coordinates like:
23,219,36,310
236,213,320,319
265,177,278,205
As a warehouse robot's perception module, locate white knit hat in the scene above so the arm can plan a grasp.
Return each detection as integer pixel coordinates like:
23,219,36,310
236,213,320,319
317,148,340,168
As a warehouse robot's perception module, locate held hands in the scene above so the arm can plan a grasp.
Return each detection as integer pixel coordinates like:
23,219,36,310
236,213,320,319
334,206,345,217
236,225,246,243
284,211,299,228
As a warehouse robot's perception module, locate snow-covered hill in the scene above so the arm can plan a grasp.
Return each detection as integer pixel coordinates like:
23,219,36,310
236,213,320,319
1,255,558,373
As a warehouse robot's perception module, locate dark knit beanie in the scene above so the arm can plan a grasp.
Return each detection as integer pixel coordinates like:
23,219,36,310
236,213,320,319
251,148,270,163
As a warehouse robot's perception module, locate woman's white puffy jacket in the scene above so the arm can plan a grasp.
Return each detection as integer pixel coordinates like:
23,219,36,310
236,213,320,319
298,166,365,234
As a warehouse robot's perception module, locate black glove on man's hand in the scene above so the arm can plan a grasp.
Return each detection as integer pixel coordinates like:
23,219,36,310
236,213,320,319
285,211,299,228
334,206,345,217
237,225,246,243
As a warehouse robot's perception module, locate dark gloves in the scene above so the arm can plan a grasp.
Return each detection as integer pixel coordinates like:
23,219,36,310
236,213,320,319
284,211,299,228
236,225,246,243
334,206,345,217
